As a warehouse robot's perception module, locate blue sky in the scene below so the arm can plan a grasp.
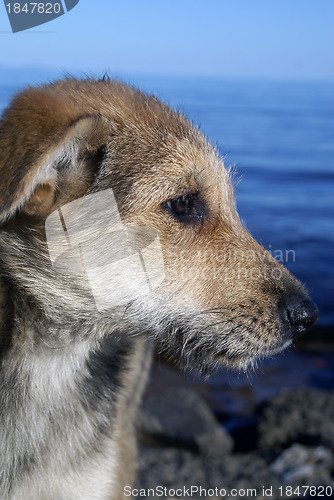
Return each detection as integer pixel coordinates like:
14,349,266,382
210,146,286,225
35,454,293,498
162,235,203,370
0,0,333,82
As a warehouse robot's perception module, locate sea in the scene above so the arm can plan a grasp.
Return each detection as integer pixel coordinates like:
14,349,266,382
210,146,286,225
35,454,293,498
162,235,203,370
1,70,333,325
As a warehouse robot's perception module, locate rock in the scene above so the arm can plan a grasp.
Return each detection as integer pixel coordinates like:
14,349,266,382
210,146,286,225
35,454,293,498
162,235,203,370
136,445,208,491
270,443,334,483
258,388,334,451
220,453,280,493
136,387,280,497
136,386,334,499
138,387,233,457
136,445,281,498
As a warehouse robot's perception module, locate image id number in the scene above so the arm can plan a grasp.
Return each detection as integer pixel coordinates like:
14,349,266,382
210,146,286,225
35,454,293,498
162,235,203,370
5,2,62,14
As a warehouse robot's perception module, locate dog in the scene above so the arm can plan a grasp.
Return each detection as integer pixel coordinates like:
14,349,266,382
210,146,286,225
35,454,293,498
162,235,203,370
0,78,318,499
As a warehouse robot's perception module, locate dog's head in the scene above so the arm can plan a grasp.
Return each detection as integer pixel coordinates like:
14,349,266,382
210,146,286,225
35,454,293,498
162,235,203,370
0,78,318,371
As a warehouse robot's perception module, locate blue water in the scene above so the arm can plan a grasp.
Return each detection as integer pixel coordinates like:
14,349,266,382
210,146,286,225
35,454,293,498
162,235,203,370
1,72,333,324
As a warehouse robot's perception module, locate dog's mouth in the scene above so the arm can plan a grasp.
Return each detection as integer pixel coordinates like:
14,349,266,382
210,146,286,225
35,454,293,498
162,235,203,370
208,338,294,371
264,339,293,356
153,292,317,374
158,320,294,375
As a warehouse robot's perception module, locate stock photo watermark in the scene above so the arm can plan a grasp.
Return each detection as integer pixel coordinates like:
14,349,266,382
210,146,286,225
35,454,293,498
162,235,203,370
175,245,297,284
2,0,80,32
45,188,165,312
124,484,333,498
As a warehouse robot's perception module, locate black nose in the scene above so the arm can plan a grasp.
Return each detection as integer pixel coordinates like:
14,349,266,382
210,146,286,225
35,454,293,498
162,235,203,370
287,298,319,335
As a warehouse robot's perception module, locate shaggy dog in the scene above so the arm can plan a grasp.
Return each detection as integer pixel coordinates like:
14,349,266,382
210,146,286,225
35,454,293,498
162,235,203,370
0,78,318,499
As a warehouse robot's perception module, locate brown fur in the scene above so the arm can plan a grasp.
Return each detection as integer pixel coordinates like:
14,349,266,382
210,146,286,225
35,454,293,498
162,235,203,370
0,78,317,499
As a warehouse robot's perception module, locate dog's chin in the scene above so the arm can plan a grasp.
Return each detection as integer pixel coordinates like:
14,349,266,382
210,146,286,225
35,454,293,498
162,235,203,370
168,338,293,376
264,339,293,356
219,339,293,372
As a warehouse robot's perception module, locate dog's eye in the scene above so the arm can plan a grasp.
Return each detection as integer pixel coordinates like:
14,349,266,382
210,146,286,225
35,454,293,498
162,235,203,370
168,196,191,216
164,193,203,223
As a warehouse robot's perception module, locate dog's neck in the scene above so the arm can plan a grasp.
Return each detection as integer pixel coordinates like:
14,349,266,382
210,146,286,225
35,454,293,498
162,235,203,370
0,277,151,498
0,274,13,354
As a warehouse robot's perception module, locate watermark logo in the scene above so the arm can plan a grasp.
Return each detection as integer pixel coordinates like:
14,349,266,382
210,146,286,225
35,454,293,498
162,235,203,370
3,0,80,33
45,189,165,312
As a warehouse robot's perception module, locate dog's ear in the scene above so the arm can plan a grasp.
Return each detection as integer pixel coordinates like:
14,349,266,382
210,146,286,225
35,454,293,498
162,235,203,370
0,115,106,222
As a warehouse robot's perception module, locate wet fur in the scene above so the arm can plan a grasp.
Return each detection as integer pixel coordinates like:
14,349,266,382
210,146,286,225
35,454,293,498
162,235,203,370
0,78,311,499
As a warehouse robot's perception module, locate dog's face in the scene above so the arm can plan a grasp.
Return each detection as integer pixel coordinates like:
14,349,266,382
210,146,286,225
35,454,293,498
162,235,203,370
0,79,318,372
